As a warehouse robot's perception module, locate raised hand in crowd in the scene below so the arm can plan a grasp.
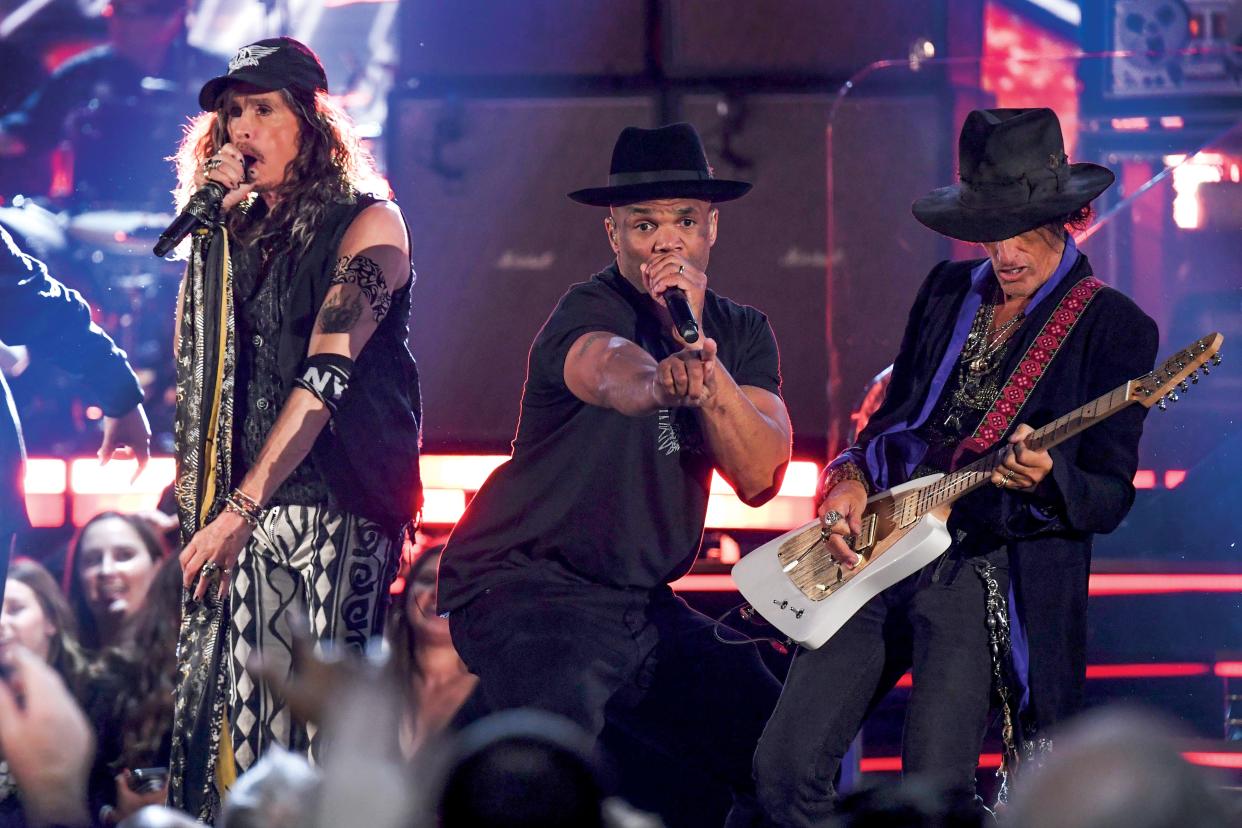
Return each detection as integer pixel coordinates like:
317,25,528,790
0,645,94,828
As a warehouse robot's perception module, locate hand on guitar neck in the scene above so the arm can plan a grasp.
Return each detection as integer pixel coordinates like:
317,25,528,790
988,423,1053,492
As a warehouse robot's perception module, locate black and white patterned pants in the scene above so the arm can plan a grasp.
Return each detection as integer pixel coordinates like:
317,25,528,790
228,505,397,772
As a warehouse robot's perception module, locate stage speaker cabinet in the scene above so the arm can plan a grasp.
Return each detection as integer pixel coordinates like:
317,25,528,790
664,0,946,78
387,95,656,449
398,0,648,79
826,94,950,449
1081,0,1242,115
676,94,832,454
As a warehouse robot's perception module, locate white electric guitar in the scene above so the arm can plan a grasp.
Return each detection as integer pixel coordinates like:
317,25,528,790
732,332,1224,649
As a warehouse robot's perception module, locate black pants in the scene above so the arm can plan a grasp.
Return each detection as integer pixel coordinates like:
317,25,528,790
450,578,782,828
754,547,1008,828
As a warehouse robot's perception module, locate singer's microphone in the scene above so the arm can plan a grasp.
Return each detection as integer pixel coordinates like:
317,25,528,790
152,156,252,257
664,287,700,344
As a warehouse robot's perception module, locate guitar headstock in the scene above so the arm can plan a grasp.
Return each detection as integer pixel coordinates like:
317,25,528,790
1129,332,1224,409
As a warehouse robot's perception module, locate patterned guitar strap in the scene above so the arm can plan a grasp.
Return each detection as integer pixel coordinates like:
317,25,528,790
957,275,1105,802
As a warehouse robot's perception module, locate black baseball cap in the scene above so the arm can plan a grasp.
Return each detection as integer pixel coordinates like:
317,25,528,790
198,36,329,111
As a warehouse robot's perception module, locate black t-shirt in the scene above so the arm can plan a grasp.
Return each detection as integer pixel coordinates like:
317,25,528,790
437,263,782,612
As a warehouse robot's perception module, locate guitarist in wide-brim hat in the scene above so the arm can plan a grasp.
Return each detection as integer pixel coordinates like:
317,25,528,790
754,108,1159,821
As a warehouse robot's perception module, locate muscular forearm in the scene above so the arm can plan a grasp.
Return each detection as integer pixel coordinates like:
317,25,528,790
697,364,790,505
573,333,665,417
236,388,331,503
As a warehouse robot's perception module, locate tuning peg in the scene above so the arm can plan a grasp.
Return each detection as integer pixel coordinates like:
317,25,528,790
1169,392,1180,403
1180,380,1189,393
1202,364,1211,375
1212,353,1223,366
1189,371,1199,384
1158,397,1168,410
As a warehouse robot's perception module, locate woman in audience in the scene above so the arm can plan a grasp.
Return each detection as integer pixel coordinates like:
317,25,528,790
0,558,93,823
63,510,167,650
91,554,183,824
386,545,483,757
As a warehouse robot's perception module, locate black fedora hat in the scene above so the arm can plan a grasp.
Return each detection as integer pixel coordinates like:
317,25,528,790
568,123,751,206
911,108,1114,243
199,37,329,112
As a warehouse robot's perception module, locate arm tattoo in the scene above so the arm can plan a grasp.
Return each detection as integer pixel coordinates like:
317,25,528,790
316,287,365,333
574,331,611,360
328,254,392,323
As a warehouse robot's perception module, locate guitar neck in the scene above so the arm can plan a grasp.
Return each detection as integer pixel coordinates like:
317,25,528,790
915,380,1137,517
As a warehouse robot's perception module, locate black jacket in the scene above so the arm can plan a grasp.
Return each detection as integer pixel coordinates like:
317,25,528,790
0,226,143,535
852,252,1158,734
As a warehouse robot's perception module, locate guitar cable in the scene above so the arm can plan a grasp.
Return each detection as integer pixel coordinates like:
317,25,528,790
712,602,794,656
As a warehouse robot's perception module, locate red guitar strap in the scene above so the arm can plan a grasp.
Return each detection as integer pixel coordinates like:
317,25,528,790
955,275,1106,460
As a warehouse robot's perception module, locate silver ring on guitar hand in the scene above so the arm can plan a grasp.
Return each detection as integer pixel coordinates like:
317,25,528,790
1001,469,1016,488
678,264,684,274
822,510,844,528
204,158,223,172
200,561,220,577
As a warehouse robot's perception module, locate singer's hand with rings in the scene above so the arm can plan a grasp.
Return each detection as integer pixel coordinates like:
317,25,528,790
195,142,254,212
642,253,707,343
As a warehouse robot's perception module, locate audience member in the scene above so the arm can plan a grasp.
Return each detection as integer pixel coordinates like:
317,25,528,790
218,747,320,828
386,545,483,757
0,644,94,828
1006,706,1234,828
91,555,183,824
64,511,167,650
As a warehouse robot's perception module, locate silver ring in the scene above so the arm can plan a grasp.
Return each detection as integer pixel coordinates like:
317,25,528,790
677,264,684,274
204,158,223,172
1001,469,1016,488
822,510,844,528
200,561,220,576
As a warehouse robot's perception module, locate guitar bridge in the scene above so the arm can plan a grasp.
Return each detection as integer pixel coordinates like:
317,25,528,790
775,513,881,602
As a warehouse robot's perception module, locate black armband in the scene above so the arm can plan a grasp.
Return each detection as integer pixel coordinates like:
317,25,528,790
293,353,354,414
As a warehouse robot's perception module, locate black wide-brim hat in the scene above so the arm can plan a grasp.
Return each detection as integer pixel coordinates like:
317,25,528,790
199,37,329,111
912,108,1114,243
568,122,751,206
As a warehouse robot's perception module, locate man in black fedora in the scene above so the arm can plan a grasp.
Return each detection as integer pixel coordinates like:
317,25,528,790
437,122,791,825
754,108,1159,824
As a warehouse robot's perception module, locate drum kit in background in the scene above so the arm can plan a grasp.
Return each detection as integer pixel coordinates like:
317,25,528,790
0,194,181,450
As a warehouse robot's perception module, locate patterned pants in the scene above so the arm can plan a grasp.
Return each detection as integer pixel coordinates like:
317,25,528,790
228,505,397,772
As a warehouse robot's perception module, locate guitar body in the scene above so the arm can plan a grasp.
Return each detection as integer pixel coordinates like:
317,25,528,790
731,474,953,649
731,332,1225,650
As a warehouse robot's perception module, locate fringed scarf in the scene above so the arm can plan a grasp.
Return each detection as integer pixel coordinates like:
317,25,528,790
167,226,238,823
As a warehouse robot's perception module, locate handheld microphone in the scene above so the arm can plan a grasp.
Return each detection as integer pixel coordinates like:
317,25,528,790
664,287,700,344
152,156,253,257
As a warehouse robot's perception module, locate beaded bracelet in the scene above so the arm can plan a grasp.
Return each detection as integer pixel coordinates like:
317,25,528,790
224,487,263,528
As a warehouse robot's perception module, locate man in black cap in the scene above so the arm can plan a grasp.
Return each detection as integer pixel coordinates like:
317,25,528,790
166,36,421,810
754,108,1159,824
437,122,791,825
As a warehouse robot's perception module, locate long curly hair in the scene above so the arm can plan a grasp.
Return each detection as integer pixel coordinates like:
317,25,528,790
92,554,183,770
171,83,385,257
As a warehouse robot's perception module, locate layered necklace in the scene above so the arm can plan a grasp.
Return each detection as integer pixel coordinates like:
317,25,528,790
941,296,1025,434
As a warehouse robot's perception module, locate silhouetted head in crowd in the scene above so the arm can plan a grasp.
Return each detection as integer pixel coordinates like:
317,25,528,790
64,511,167,649
827,776,986,827
1006,706,1234,828
1,558,90,693
218,747,320,828
437,710,608,828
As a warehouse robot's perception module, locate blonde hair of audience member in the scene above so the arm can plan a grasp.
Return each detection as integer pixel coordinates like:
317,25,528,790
385,545,478,757
64,511,167,650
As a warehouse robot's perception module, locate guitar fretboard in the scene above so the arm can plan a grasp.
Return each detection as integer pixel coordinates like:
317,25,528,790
909,382,1134,521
